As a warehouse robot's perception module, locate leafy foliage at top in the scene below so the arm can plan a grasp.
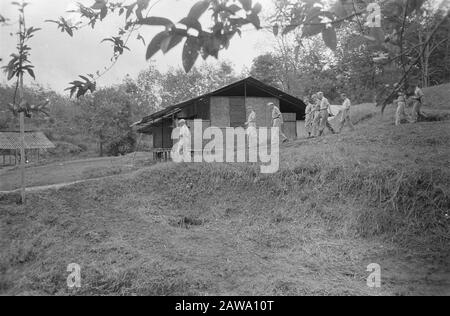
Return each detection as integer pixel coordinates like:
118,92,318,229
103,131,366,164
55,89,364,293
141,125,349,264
7,0,447,109
45,17,77,36
2,5,39,81
140,0,263,73
66,75,97,99
1,1,50,119
272,0,427,50
48,0,264,98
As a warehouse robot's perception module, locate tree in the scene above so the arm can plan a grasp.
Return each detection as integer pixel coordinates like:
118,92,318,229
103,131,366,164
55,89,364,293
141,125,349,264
122,64,164,119
407,4,450,87
75,87,135,157
333,25,391,102
1,0,49,203
271,0,449,108
250,33,339,100
250,53,283,88
125,60,241,112
0,84,56,130
161,61,240,106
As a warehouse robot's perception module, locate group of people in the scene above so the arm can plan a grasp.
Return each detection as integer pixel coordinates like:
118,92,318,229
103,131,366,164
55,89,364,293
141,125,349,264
244,93,355,143
394,85,425,126
178,85,423,156
304,92,354,138
245,102,289,144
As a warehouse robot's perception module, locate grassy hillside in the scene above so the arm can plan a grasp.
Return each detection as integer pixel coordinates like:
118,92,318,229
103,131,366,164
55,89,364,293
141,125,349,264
423,83,450,110
1,88,449,296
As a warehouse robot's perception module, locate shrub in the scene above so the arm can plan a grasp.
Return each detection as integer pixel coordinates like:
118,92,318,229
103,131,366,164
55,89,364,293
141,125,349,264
107,133,136,157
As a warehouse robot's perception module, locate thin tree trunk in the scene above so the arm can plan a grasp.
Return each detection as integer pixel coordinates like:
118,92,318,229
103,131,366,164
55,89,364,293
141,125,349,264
424,42,430,87
18,8,26,204
418,27,426,86
446,26,450,78
399,2,409,92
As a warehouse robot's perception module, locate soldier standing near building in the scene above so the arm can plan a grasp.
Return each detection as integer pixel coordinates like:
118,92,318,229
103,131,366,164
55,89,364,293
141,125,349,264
176,119,191,161
411,85,425,123
304,96,315,138
269,103,288,143
245,106,257,146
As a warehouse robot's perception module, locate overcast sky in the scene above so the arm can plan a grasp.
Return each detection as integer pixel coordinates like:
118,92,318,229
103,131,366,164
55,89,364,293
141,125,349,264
0,0,276,93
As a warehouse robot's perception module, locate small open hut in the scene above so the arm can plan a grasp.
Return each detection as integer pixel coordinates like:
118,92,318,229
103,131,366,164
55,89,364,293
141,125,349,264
0,131,55,166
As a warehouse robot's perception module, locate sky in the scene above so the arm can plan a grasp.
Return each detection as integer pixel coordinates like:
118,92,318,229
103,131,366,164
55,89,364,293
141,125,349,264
0,0,277,93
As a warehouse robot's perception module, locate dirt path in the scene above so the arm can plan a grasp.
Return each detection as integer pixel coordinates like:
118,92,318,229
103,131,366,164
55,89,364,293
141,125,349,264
0,154,148,191
0,174,125,195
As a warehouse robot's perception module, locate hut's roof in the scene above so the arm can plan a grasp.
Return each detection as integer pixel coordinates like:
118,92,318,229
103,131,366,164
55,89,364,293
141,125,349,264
0,131,55,150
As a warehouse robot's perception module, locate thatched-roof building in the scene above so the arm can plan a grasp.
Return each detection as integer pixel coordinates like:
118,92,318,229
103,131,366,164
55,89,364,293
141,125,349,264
0,131,54,166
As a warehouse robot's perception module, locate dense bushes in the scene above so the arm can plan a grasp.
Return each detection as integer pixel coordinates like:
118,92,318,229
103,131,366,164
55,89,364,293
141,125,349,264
106,133,136,157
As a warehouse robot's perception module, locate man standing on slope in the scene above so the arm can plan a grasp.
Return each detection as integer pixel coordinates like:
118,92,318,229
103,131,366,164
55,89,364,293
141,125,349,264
394,92,408,126
317,92,336,136
411,85,425,123
269,102,288,143
338,93,355,133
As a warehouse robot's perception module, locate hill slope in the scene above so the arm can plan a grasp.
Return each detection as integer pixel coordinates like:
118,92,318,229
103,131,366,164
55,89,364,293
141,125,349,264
423,83,450,110
1,91,449,296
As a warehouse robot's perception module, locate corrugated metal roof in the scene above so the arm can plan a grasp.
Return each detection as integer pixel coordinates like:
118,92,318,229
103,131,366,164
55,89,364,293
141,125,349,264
0,131,55,150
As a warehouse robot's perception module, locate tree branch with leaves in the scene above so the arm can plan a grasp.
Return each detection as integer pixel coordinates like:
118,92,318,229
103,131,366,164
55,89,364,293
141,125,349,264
2,1,49,119
47,0,264,98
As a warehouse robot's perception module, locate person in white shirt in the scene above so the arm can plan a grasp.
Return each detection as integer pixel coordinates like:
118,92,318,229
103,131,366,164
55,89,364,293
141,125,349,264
317,92,336,136
394,92,408,126
245,107,257,146
311,94,321,137
411,85,425,123
269,103,288,143
176,119,191,161
338,93,355,132
304,96,315,138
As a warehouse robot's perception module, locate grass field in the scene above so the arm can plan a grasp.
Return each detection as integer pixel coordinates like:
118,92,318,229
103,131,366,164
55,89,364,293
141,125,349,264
0,153,153,192
0,86,449,296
